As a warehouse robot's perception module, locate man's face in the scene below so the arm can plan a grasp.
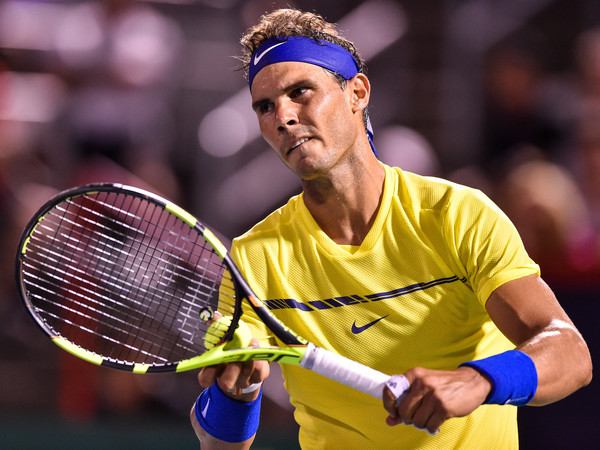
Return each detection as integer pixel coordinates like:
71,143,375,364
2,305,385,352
250,61,363,180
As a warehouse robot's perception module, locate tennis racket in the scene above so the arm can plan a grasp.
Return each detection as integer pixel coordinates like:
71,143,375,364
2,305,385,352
15,183,408,401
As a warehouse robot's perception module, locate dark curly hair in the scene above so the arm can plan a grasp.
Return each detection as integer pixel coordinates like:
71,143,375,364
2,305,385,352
239,9,369,129
239,9,367,81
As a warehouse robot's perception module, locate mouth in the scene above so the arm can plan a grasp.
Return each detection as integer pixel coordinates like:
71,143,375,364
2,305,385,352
287,137,311,154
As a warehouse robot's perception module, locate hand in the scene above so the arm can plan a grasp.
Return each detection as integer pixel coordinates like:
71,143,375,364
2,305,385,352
197,337,270,402
382,366,492,435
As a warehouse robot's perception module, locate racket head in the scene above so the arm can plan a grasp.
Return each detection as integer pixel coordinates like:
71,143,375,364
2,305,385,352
15,183,244,373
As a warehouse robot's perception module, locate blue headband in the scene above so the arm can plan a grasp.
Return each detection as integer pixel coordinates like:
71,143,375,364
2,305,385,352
248,36,361,89
248,36,379,158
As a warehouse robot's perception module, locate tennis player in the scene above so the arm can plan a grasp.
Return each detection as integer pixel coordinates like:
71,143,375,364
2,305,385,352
191,8,592,449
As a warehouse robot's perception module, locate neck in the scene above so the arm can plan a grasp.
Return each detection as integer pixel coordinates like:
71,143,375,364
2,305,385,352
302,156,385,246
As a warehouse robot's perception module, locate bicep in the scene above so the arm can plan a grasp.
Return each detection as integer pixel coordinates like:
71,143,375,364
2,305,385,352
485,274,572,346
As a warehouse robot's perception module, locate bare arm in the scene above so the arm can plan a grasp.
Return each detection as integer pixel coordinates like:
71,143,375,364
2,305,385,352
383,274,592,433
190,403,256,450
484,274,592,405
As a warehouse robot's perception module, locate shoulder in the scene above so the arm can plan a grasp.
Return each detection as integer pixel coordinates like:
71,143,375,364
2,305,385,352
231,193,303,260
385,164,491,214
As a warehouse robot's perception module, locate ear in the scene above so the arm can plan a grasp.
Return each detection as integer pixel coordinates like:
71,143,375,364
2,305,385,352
348,73,371,113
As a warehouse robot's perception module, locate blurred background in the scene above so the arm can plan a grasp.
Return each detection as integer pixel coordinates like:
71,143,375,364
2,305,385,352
1,0,598,448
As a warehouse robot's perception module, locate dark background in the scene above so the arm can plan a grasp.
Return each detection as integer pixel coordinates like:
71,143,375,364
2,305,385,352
1,0,598,448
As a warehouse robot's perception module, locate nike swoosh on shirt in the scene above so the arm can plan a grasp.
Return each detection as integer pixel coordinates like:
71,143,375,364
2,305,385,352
253,41,287,65
351,315,388,334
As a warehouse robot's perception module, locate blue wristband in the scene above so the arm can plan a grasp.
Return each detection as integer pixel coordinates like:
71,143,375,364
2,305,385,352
194,382,262,443
460,350,538,406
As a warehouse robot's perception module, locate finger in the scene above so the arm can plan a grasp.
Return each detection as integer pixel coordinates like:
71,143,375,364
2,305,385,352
383,375,410,418
413,424,440,436
234,338,269,385
411,393,435,431
197,364,224,389
236,360,261,387
408,389,444,435
398,394,423,426
384,391,422,427
412,415,441,437
422,403,444,436
248,337,270,382
382,385,399,418
394,372,426,425
385,415,404,427
216,362,244,391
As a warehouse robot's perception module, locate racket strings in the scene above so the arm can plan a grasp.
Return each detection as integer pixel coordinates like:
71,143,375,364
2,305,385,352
28,199,220,360
21,191,237,366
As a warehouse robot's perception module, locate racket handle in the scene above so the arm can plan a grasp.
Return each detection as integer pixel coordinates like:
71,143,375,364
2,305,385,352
300,343,407,400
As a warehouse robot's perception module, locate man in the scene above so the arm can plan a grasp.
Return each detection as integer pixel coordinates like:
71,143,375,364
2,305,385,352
190,8,592,449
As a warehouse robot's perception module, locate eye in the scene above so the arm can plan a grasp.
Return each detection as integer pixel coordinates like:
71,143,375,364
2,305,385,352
256,102,273,115
290,87,308,98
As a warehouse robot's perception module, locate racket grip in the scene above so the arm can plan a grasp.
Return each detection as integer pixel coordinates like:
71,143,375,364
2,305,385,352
300,343,405,400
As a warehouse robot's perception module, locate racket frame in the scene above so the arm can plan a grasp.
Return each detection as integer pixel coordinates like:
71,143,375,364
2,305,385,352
15,183,307,373
15,183,399,400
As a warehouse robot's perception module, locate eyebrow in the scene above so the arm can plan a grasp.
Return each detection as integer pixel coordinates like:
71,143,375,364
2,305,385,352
251,78,315,112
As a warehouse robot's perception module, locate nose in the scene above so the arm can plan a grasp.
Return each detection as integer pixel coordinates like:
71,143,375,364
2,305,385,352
275,99,298,132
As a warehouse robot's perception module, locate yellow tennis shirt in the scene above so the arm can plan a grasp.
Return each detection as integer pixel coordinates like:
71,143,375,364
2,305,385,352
231,163,539,449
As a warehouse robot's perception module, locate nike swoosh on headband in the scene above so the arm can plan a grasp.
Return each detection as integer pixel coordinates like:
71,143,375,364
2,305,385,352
351,315,388,334
253,41,287,65
248,36,381,159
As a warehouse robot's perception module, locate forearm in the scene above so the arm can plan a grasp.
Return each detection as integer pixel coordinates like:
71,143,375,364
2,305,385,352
190,382,262,448
517,318,592,406
485,275,593,406
190,406,255,449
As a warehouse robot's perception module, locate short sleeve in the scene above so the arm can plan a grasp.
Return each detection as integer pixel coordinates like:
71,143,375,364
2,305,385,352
442,188,540,306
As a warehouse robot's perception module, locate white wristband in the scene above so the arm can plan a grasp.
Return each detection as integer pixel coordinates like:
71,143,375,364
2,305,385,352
227,382,263,395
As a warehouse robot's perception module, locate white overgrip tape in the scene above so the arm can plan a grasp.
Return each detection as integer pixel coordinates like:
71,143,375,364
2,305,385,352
227,382,263,395
385,375,440,435
385,374,410,406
